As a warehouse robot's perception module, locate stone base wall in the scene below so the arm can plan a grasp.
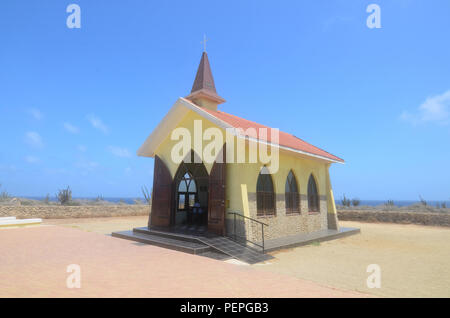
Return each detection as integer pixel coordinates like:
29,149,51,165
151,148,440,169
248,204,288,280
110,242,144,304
337,210,450,227
327,212,339,230
243,193,329,241
0,205,150,219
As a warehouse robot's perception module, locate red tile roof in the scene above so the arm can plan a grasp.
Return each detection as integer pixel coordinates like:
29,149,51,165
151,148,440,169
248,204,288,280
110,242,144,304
202,108,344,163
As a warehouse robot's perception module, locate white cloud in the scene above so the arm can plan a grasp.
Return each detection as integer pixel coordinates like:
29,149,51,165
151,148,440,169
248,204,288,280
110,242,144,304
401,90,450,125
63,122,79,134
25,156,39,164
87,114,109,134
25,131,43,148
28,108,43,120
108,146,132,158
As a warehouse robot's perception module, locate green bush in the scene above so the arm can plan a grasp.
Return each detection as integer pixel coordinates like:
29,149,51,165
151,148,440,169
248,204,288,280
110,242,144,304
57,186,72,205
352,198,361,207
341,194,351,207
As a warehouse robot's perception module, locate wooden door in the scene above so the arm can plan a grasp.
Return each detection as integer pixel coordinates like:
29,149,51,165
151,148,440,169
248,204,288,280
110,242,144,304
149,155,172,227
208,146,226,235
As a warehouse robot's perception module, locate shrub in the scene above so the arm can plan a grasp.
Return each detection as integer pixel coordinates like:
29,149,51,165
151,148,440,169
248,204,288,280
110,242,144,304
385,200,395,207
95,195,104,202
0,191,9,200
419,195,427,206
142,186,151,205
57,186,72,205
442,202,447,209
351,198,361,207
0,183,10,200
341,194,351,207
43,194,50,204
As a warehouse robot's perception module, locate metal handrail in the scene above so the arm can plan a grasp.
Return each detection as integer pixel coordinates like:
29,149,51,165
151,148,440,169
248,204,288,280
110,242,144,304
227,212,268,253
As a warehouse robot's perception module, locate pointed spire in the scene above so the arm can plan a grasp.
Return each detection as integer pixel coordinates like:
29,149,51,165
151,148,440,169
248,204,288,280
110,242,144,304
191,52,217,93
186,52,225,110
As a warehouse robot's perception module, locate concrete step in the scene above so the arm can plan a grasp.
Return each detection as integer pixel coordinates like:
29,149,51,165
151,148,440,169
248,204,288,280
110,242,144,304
0,217,17,221
114,227,273,264
0,218,42,227
197,236,274,264
133,227,203,244
111,230,213,255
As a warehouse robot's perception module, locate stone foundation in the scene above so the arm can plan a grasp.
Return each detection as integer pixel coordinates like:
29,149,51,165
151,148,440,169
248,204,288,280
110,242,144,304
243,193,330,241
338,210,450,227
0,205,150,219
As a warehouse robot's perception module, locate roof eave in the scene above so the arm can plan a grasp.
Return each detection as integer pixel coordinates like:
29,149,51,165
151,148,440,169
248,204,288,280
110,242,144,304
138,97,345,165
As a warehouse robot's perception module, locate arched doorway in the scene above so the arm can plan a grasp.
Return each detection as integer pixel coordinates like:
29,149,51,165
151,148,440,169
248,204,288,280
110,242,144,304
173,159,209,229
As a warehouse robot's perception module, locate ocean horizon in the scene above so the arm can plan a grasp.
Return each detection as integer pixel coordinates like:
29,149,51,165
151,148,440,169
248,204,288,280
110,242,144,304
19,197,450,207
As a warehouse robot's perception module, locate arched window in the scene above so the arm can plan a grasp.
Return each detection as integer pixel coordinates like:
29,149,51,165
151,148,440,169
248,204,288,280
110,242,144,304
307,174,319,213
256,167,275,217
285,170,300,214
177,172,197,210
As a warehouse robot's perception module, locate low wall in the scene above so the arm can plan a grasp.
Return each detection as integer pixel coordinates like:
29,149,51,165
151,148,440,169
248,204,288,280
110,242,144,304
338,210,450,227
0,205,150,219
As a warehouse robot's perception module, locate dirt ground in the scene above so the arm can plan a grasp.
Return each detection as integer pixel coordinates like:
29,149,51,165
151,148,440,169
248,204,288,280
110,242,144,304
0,223,366,298
261,221,450,298
43,215,148,234
28,217,450,297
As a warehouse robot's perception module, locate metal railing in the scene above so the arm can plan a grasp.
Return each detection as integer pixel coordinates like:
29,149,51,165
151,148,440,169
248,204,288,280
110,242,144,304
227,212,268,253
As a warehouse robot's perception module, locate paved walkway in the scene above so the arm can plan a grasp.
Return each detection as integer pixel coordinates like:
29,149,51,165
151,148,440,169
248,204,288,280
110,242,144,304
0,225,368,298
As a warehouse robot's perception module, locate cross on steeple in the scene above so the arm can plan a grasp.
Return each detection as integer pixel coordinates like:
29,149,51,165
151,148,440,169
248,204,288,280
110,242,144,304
201,34,208,52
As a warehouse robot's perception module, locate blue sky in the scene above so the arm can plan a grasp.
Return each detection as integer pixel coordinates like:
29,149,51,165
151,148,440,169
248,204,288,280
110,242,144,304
0,0,449,200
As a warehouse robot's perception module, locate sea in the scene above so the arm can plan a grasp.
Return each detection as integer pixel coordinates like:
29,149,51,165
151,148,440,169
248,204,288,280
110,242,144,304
23,196,142,204
21,197,450,207
342,200,449,207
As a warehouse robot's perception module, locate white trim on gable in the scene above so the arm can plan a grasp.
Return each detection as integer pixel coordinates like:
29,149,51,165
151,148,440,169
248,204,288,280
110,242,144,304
136,99,189,157
137,97,343,164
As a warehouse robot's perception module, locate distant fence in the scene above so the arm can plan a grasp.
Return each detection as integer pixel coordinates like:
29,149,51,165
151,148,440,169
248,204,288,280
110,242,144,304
338,210,450,227
0,205,150,219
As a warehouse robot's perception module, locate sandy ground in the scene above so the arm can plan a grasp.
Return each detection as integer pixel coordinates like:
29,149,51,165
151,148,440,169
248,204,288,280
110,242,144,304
0,223,365,298
261,221,450,298
4,216,449,297
43,216,148,234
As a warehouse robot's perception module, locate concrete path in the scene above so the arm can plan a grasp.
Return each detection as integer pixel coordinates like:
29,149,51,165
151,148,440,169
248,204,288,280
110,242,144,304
0,225,369,298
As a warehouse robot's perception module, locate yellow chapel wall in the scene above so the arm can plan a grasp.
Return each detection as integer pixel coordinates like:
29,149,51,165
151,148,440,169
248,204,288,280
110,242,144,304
225,142,334,241
152,109,339,240
153,110,224,178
